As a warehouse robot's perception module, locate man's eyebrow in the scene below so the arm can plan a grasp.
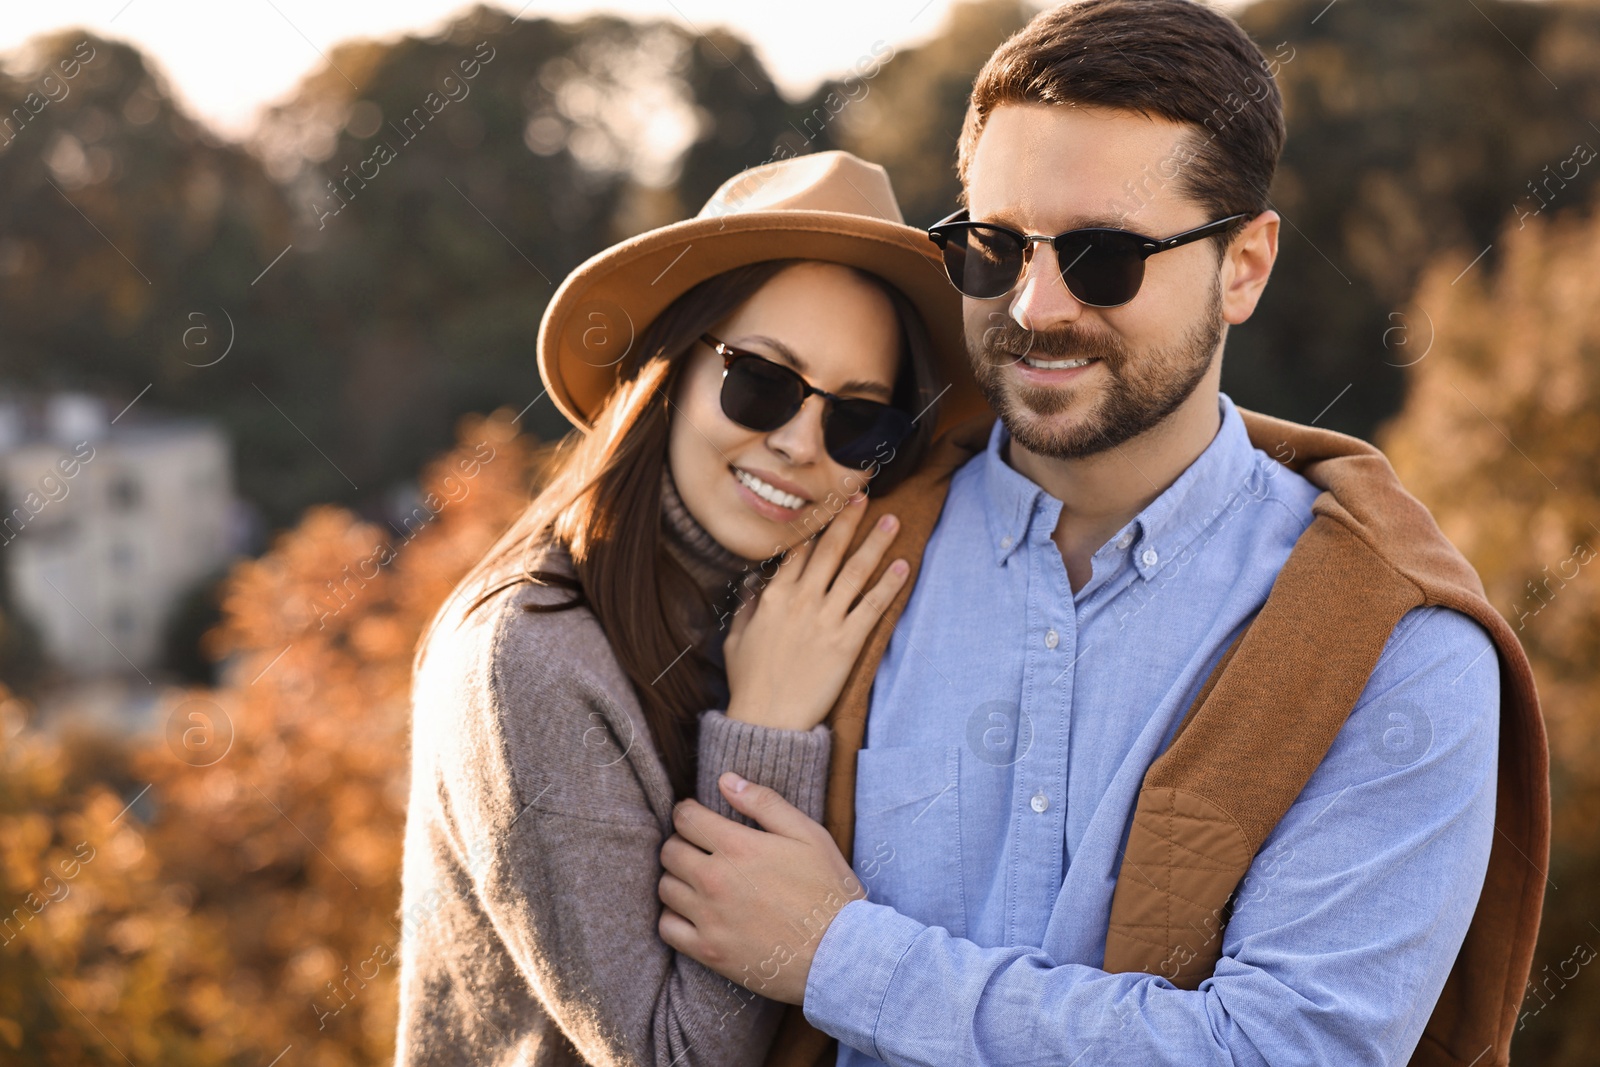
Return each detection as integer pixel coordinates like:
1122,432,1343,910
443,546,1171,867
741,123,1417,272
974,212,1134,232
732,334,896,402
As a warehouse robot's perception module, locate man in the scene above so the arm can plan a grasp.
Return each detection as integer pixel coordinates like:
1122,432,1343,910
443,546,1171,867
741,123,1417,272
658,2,1545,1064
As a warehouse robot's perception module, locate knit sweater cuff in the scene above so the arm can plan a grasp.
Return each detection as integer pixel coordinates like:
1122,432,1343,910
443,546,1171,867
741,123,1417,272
697,710,832,826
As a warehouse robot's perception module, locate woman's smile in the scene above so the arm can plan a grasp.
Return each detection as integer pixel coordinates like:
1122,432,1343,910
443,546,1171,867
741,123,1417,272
729,463,813,522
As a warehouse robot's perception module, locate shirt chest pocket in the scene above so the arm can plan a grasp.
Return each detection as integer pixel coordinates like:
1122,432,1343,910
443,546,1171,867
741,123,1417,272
851,743,966,939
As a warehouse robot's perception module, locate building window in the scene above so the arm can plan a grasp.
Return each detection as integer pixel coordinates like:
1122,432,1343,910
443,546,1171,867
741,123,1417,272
108,476,140,510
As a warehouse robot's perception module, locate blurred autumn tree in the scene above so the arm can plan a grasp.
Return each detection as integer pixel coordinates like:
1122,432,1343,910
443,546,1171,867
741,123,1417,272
1233,0,1600,438
1380,205,1600,1066
0,31,327,530
0,408,547,1064
0,7,827,532
254,5,822,492
829,0,1034,227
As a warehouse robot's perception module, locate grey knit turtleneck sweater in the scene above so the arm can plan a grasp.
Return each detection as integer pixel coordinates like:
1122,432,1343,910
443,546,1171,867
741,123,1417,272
394,462,832,1066
658,463,751,602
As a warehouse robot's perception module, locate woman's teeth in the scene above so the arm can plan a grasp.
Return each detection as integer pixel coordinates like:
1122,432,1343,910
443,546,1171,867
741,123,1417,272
733,467,807,509
1023,355,1097,370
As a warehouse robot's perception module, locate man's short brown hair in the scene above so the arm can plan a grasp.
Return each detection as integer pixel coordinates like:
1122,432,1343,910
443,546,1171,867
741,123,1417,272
957,0,1286,229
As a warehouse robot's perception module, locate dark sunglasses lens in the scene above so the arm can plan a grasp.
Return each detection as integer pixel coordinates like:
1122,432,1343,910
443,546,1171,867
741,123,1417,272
824,400,912,468
721,356,802,431
1056,233,1146,307
939,225,1025,299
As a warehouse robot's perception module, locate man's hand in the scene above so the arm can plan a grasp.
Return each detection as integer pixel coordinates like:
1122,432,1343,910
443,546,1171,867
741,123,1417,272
658,772,866,1005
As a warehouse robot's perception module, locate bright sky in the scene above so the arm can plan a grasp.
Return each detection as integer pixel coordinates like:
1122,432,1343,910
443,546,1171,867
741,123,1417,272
0,0,1046,138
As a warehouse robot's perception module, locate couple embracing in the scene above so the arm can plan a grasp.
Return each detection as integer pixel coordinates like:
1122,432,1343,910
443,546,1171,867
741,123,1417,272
395,2,1548,1065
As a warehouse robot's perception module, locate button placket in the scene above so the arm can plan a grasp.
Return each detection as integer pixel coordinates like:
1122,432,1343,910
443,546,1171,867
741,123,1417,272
1007,518,1072,944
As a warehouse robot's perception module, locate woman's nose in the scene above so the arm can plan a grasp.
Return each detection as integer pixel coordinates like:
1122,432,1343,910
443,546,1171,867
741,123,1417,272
763,395,827,465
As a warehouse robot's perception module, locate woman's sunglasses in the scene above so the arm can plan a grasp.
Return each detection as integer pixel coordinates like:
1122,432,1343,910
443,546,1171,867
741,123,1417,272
926,209,1250,308
702,334,913,469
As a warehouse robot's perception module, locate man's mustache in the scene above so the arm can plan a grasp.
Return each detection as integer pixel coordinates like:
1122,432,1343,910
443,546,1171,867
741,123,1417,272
977,322,1126,367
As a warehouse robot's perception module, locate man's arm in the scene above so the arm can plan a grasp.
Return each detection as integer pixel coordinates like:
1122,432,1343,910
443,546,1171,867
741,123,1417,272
800,606,1499,1065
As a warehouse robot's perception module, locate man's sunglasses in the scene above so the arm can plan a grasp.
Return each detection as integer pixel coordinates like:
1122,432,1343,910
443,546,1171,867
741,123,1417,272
703,334,912,469
926,209,1250,308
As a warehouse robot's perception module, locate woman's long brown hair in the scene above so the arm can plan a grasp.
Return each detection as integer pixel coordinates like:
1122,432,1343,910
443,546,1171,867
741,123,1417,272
419,259,941,799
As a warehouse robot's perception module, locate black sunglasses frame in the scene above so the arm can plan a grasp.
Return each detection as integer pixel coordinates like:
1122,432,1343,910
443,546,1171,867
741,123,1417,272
926,209,1252,308
701,333,912,468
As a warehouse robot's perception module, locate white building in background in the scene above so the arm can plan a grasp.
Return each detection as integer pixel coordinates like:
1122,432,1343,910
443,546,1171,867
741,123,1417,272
0,390,238,677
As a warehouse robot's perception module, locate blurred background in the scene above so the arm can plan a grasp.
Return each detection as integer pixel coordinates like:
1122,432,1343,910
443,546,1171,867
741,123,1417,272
0,0,1597,1062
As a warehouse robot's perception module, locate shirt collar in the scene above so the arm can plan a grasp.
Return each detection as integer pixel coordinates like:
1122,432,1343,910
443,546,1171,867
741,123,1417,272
980,393,1267,578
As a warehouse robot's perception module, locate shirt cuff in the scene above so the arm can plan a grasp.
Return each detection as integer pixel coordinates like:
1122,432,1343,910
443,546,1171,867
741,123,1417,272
802,897,926,1058
696,709,832,825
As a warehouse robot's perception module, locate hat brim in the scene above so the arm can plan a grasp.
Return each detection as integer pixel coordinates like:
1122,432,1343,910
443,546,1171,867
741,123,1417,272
536,210,988,435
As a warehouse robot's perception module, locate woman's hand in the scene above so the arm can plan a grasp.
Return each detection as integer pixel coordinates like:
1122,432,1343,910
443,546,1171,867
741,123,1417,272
722,495,909,732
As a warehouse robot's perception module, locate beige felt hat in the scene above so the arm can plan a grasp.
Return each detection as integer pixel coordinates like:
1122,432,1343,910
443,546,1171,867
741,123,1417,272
535,150,986,434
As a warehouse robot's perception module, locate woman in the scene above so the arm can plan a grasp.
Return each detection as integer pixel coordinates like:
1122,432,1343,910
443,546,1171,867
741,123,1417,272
394,152,979,1065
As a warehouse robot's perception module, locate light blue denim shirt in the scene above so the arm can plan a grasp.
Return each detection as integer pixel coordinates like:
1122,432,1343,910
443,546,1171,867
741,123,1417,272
804,392,1500,1066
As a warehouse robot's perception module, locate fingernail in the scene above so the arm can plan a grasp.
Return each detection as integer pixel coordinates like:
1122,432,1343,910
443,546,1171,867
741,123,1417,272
890,559,908,575
878,514,897,531
721,772,748,793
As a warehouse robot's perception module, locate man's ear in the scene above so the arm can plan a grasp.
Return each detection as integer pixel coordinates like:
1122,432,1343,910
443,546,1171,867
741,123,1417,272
1220,210,1279,326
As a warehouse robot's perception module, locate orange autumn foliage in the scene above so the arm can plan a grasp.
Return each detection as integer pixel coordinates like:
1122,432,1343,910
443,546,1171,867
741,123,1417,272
1,408,552,1066
1380,207,1600,1064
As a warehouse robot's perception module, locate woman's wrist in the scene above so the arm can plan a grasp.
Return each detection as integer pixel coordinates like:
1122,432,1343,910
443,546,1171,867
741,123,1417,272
699,707,833,826
722,702,821,733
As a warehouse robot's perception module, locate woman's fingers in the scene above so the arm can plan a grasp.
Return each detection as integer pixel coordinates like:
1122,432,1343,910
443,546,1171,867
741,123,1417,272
794,494,869,590
771,532,814,586
828,511,901,607
845,557,910,637
723,583,754,640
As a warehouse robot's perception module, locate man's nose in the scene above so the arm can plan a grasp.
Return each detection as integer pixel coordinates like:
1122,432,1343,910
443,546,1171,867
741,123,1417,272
1007,240,1086,332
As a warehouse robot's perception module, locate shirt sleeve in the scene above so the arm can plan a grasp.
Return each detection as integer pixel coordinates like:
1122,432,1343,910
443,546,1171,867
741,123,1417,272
424,598,786,1066
802,605,1501,1066
697,709,832,826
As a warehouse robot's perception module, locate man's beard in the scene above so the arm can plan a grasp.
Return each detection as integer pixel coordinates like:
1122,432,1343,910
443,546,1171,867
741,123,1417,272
967,282,1225,460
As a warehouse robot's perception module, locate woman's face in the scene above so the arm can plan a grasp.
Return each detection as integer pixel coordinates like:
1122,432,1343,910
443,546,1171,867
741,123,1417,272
668,261,903,561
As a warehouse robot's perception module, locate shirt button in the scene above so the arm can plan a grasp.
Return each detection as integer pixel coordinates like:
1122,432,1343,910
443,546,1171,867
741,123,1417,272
1044,629,1059,649
1030,792,1049,813
1000,536,1013,550
1116,530,1134,550
1141,547,1159,567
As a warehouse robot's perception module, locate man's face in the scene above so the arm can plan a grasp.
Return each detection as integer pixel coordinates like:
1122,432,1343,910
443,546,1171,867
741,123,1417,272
962,103,1229,460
